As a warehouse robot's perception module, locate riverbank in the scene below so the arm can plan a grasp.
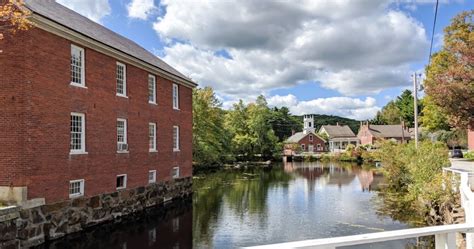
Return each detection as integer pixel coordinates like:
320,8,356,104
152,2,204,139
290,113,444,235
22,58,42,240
0,177,192,248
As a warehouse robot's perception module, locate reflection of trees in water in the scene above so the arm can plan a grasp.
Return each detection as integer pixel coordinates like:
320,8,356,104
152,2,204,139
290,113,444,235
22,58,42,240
193,166,293,248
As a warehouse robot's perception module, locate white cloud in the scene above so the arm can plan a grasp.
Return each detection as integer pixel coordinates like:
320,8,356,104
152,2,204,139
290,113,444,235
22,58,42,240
56,0,111,23
127,0,157,20
267,95,380,120
156,0,429,97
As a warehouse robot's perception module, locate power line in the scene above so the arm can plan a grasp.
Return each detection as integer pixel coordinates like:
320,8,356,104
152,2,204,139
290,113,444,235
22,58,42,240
428,0,440,65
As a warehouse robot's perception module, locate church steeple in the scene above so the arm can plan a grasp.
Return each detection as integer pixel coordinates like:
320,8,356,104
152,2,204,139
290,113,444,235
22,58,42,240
303,114,315,134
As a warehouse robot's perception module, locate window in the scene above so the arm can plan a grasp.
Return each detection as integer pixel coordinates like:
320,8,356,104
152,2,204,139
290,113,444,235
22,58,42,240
117,119,128,152
172,167,179,179
149,123,157,151
71,45,85,87
69,179,84,198
172,83,179,109
309,135,313,142
309,122,312,128
173,126,180,151
116,62,127,97
70,113,86,154
317,144,322,151
301,144,305,150
116,174,127,189
148,170,156,184
148,75,156,104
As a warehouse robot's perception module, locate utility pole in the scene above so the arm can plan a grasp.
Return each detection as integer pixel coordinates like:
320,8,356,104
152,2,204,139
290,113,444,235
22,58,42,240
413,74,419,149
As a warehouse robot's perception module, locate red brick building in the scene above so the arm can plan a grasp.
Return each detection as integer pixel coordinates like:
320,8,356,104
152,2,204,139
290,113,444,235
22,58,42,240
0,1,196,204
469,120,474,151
284,115,327,155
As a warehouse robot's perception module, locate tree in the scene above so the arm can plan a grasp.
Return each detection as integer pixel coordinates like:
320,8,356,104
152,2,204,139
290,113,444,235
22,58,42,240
420,96,450,132
424,10,474,128
371,90,422,127
192,87,232,166
0,0,32,52
268,107,301,141
246,96,279,158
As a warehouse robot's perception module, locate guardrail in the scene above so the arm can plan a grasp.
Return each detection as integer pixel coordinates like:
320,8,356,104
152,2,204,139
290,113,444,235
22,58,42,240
243,168,474,249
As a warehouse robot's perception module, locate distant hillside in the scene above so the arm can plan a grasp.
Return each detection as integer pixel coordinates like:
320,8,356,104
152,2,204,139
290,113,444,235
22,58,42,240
294,114,361,133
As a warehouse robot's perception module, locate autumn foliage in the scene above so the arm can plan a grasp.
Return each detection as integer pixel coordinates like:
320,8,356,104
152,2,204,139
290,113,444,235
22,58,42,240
0,0,32,52
424,11,473,129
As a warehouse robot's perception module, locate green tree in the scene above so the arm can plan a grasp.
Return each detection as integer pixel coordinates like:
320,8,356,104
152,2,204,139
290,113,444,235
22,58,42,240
420,96,450,132
247,96,279,158
193,87,232,166
268,107,302,141
371,90,421,127
424,10,474,128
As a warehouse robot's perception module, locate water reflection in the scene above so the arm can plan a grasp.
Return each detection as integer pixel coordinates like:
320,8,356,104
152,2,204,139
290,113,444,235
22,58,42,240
38,162,417,249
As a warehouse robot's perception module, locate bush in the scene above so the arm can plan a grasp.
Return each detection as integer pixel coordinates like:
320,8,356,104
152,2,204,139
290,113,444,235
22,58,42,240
465,151,474,160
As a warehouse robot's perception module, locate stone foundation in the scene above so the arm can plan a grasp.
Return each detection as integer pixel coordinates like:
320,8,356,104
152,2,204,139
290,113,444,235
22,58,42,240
0,177,192,248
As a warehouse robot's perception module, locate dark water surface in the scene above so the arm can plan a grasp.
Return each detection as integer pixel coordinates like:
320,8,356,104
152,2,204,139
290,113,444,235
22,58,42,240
39,162,420,249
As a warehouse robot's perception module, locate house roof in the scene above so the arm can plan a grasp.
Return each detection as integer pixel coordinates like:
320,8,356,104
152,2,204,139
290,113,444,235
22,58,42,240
285,131,326,143
25,0,196,87
320,125,356,138
367,125,411,138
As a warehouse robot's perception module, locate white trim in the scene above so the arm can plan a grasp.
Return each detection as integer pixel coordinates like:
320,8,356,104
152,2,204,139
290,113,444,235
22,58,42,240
117,118,128,152
69,179,84,198
149,122,157,152
173,125,180,151
172,167,180,179
172,83,179,110
116,174,127,190
70,44,85,87
148,170,157,184
30,14,197,89
148,74,156,104
70,112,86,154
116,62,127,97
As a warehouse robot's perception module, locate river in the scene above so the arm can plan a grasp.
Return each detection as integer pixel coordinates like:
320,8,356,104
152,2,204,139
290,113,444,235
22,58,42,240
37,161,420,249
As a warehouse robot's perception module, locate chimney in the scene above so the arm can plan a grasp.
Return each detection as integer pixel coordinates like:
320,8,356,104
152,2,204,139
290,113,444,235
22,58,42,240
367,121,370,129
292,130,295,135
336,122,339,126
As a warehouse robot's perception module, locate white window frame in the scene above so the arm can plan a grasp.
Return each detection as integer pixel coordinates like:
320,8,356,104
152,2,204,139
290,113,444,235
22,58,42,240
317,144,322,151
116,174,127,190
172,167,180,179
172,83,179,110
116,62,127,97
309,135,313,142
70,44,86,88
117,118,128,153
301,144,305,150
148,170,157,184
70,112,87,154
149,123,157,152
69,179,84,198
148,74,156,104
173,125,180,151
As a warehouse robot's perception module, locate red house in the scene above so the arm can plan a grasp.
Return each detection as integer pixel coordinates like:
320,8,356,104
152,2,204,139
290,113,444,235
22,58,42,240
284,115,327,155
0,1,196,205
357,122,411,146
469,120,474,151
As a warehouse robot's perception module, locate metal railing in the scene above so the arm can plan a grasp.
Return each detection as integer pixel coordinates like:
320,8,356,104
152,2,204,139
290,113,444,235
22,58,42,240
243,169,474,249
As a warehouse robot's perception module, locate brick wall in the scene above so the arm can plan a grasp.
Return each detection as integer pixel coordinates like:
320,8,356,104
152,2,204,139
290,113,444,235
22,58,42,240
298,133,326,152
357,125,374,145
469,120,474,151
1,27,193,203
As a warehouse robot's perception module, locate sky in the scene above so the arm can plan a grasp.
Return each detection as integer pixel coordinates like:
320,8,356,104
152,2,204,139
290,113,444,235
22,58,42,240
56,0,472,120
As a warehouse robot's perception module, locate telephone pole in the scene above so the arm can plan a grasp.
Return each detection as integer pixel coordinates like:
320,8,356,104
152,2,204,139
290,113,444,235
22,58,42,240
413,74,420,149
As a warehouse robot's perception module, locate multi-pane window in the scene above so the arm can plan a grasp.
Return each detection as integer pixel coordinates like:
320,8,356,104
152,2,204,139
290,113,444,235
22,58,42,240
149,123,157,151
172,167,179,179
117,119,128,152
116,62,127,96
148,75,156,104
301,144,305,150
172,84,179,109
309,135,313,142
70,113,86,153
71,45,85,86
317,144,322,151
116,174,127,189
148,170,156,184
69,179,84,198
173,126,180,151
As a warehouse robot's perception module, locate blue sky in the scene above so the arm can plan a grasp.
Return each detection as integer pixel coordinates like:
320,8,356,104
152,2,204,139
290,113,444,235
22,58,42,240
57,0,472,120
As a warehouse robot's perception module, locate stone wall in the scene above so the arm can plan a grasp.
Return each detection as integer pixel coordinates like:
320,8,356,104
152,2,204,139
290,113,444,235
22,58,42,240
0,177,192,248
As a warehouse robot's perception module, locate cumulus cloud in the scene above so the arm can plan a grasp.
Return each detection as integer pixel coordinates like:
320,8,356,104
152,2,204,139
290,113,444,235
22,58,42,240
127,0,157,20
56,0,111,23
156,0,429,97
267,95,380,120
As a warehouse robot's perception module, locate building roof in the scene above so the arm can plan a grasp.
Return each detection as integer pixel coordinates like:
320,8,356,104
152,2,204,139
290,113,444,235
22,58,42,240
25,0,196,87
285,131,326,143
367,125,411,138
320,125,356,138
